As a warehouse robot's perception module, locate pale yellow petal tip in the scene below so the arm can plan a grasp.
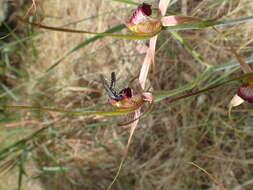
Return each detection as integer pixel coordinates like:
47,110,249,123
228,94,244,119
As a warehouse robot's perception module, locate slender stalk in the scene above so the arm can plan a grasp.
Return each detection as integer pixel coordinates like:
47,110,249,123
154,68,213,101
5,105,135,116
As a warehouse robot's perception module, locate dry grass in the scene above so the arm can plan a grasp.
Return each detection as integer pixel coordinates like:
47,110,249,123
1,0,253,189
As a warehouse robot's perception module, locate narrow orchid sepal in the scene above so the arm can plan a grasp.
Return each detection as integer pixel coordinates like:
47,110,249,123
228,94,245,119
161,16,201,26
230,94,245,107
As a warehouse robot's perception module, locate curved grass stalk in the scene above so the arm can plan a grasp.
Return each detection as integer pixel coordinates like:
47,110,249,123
189,162,226,190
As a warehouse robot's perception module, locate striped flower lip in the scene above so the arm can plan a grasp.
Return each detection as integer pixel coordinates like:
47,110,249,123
237,84,253,103
129,3,152,25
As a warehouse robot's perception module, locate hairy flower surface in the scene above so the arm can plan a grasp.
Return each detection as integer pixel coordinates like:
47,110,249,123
129,3,152,25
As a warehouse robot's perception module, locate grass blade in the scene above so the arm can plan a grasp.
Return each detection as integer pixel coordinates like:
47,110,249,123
0,83,19,101
153,68,213,101
155,72,253,103
112,0,139,5
17,157,25,190
5,105,136,116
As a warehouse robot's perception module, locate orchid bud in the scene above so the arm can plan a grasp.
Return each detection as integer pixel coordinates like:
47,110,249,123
126,3,162,35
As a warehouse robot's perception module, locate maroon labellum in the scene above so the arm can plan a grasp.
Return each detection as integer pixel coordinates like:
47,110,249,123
119,87,133,99
129,3,152,25
237,84,253,103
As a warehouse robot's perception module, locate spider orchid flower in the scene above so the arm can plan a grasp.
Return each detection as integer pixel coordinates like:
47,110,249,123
229,49,253,115
126,3,204,36
108,88,153,110
236,77,253,103
126,3,162,35
100,72,153,111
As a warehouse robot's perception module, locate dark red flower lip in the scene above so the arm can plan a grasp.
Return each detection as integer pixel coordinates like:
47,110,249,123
100,72,134,102
129,3,152,25
237,84,253,103
119,87,133,99
139,3,152,16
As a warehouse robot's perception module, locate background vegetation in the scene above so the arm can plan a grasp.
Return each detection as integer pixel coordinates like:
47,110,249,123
1,0,253,189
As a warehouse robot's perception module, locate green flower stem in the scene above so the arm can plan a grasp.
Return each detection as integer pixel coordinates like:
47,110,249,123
168,72,253,103
217,15,253,27
5,105,136,116
16,16,153,40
